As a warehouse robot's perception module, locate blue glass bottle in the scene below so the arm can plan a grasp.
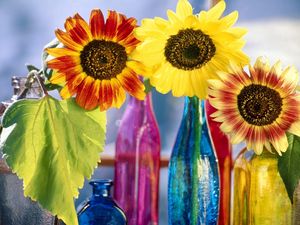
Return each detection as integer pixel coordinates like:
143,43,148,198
77,179,127,225
168,97,220,225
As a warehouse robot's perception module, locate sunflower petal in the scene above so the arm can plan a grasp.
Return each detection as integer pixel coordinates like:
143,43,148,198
176,0,193,19
55,29,83,51
50,72,66,84
99,80,114,111
76,76,96,110
288,121,300,137
117,68,145,100
219,11,238,28
117,17,137,42
167,10,182,26
110,78,126,108
60,73,87,99
104,10,119,40
207,1,226,20
45,47,79,57
64,18,89,45
127,61,150,77
73,15,93,41
47,56,79,71
89,9,105,39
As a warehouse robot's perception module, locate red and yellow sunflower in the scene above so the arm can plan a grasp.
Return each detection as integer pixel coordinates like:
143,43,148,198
208,57,300,155
46,10,146,111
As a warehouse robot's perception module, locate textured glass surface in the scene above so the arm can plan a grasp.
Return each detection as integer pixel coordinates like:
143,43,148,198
206,101,231,225
233,149,292,225
168,97,219,225
114,93,161,225
293,184,300,225
0,160,57,225
77,180,127,225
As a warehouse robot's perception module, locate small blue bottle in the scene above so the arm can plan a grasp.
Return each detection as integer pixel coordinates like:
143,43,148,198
77,179,127,225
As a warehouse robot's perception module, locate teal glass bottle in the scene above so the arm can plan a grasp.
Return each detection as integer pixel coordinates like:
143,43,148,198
168,97,220,224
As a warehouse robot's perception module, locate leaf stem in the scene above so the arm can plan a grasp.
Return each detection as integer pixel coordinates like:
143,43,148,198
33,71,49,96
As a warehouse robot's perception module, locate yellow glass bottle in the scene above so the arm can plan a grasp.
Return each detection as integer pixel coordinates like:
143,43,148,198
233,149,292,225
293,184,300,225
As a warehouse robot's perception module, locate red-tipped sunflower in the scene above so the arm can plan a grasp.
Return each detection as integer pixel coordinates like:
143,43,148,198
46,10,146,111
208,57,300,155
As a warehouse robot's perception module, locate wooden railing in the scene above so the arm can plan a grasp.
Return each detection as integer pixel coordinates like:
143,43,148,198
98,152,170,168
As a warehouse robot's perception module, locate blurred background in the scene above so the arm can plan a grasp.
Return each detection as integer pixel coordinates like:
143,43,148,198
0,0,299,224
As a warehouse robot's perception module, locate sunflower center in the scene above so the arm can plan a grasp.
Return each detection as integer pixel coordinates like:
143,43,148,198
80,40,127,80
164,29,216,70
237,84,283,126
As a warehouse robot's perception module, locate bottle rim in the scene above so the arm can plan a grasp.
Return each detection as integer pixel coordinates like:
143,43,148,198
89,179,113,187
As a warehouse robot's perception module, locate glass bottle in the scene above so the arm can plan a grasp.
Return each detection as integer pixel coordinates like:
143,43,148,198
0,76,60,225
114,93,161,225
168,97,219,225
233,149,292,225
205,100,232,225
293,183,300,225
77,179,127,225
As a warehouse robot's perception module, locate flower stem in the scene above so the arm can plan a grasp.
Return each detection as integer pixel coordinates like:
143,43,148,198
190,97,201,225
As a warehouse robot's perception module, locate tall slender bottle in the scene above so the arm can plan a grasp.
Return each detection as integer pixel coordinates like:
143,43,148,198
168,98,219,225
114,93,161,225
206,100,232,225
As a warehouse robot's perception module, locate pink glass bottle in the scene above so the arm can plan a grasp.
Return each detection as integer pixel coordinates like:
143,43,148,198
114,93,161,225
206,100,232,225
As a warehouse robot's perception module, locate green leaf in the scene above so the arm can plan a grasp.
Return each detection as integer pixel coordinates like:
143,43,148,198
44,81,62,92
0,96,106,225
26,64,39,72
44,68,53,80
144,78,153,93
278,133,300,203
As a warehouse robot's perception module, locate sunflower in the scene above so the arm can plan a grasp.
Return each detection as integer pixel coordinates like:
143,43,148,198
46,10,146,111
208,57,300,155
133,0,249,99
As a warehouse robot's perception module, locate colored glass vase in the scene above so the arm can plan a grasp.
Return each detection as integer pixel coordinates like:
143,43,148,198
233,149,292,225
114,93,161,225
77,179,127,225
206,100,232,225
168,97,220,225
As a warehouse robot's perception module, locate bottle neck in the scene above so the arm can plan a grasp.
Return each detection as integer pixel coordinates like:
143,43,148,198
128,92,153,108
90,180,113,198
127,93,155,122
183,96,203,121
183,97,216,156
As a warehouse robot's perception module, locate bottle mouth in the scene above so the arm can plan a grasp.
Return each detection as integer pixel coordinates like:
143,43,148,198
89,179,113,187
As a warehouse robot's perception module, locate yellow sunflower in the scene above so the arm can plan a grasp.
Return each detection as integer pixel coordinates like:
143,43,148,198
46,9,146,111
133,0,249,99
208,57,300,155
